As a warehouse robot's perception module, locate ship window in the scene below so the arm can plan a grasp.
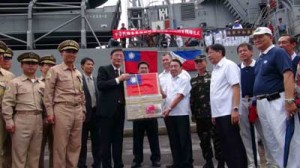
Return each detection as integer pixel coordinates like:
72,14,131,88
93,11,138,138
181,3,196,21
294,0,300,5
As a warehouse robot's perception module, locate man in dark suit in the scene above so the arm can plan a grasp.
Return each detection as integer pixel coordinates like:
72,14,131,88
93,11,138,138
78,57,101,168
97,48,130,168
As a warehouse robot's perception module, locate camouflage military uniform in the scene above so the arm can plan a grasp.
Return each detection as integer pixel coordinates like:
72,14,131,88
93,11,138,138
190,71,223,163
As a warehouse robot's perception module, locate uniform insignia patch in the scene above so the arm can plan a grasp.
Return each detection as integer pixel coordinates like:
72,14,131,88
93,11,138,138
5,86,10,92
0,87,4,96
46,72,52,79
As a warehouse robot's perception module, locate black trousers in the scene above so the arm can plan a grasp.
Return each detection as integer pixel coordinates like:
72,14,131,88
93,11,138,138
99,104,125,168
121,39,126,48
195,118,223,162
164,115,193,168
39,123,53,168
132,119,161,164
78,110,101,168
215,115,247,168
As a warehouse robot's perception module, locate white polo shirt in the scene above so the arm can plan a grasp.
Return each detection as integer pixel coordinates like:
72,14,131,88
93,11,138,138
291,52,297,61
159,69,191,91
210,57,240,117
164,71,191,116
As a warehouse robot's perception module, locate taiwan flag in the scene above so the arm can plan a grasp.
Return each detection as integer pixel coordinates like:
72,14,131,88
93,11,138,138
170,50,201,71
125,73,160,97
124,51,158,74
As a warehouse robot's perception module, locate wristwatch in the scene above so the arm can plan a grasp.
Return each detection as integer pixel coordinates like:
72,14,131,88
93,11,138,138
285,98,295,104
233,106,239,112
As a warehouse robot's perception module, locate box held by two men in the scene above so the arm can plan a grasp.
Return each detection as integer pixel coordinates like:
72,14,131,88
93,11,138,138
124,73,163,120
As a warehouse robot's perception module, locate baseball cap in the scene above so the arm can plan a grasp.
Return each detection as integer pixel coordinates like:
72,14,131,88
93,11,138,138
251,27,273,37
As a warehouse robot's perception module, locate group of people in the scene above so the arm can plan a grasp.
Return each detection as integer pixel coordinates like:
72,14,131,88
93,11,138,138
0,26,299,168
119,23,192,48
0,39,94,168
133,26,300,168
190,27,300,168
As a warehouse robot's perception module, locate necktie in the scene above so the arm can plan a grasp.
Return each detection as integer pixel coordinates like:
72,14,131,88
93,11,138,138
115,69,119,77
115,69,124,104
87,77,96,108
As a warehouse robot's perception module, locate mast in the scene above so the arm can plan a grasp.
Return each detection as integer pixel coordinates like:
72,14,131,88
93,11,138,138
164,0,174,29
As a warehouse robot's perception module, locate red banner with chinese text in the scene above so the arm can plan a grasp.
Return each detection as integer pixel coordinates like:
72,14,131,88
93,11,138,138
113,28,202,39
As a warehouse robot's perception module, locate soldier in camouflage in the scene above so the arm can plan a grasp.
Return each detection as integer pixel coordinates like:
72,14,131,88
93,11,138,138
190,55,224,168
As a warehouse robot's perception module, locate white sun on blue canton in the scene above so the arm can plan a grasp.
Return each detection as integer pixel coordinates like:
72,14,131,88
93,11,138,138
130,76,137,83
128,52,135,59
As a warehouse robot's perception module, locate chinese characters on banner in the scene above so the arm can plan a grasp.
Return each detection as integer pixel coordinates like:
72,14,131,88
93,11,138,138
113,28,202,39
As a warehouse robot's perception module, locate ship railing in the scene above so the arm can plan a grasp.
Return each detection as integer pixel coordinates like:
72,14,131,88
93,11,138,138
225,0,248,22
253,5,270,28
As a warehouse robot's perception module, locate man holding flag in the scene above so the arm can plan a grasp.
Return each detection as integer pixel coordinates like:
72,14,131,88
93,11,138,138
162,59,193,168
97,48,130,168
131,61,161,168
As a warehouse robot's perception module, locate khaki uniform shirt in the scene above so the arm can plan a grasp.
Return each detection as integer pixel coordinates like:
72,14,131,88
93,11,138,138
43,63,86,116
39,76,45,82
2,75,45,126
0,68,15,115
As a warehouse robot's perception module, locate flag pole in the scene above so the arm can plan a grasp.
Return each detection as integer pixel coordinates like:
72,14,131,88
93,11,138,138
135,74,142,96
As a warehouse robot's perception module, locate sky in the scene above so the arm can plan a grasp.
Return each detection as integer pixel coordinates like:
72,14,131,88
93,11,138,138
99,0,188,28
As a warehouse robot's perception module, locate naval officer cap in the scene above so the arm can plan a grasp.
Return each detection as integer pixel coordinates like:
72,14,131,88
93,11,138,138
17,52,40,63
40,55,56,65
4,48,13,58
194,54,206,62
0,41,8,54
58,40,80,52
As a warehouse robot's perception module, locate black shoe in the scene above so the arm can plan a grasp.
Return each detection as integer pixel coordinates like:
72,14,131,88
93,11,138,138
131,162,142,168
152,161,161,167
165,164,174,168
217,160,225,168
203,160,214,168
